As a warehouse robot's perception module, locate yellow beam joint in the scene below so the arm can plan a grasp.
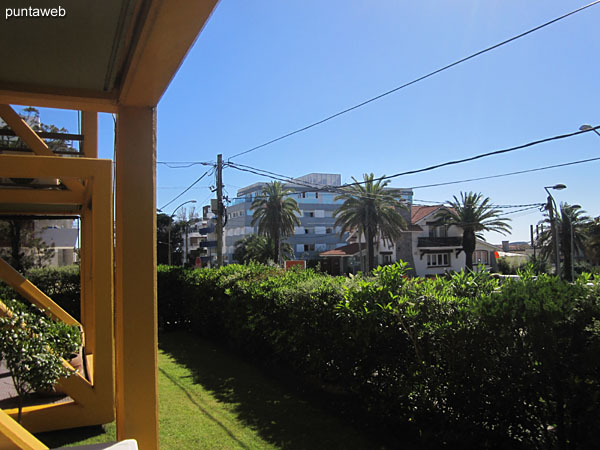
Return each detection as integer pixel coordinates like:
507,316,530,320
0,257,81,327
55,369,95,407
0,409,48,450
0,104,84,196
0,154,110,179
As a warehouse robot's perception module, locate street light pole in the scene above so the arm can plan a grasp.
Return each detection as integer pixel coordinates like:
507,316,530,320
544,184,566,279
167,200,196,266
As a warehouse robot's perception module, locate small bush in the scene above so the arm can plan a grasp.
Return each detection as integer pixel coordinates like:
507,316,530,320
0,299,81,421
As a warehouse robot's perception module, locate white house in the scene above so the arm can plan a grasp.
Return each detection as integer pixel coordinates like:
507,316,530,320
408,205,498,277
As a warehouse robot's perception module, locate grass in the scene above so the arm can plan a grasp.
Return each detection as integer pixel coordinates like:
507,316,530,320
38,331,385,449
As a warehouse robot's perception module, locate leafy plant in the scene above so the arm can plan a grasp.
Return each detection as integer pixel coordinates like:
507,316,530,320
0,299,81,422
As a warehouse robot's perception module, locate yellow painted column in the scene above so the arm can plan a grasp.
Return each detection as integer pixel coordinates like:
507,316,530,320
114,106,159,450
81,111,98,158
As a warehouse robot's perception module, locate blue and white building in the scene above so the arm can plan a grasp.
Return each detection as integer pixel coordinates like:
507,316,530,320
222,173,413,263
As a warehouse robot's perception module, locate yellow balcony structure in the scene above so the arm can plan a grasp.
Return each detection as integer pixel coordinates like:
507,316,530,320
0,1,219,448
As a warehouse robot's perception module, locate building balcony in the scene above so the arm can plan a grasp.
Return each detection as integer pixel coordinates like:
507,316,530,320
417,236,462,248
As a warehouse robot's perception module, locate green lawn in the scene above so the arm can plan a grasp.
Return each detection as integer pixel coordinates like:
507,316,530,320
38,332,384,449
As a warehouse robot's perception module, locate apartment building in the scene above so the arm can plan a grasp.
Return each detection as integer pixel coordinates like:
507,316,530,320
223,173,413,263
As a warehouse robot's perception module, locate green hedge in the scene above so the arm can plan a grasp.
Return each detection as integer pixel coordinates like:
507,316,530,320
0,265,80,320
3,264,598,448
158,263,600,449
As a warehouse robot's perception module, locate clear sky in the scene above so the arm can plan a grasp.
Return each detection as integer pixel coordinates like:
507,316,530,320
32,0,600,243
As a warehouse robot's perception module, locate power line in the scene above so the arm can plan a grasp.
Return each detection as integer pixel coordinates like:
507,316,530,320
157,161,213,169
159,168,214,211
342,126,600,187
408,156,600,190
226,1,600,161
226,128,600,199
226,162,545,211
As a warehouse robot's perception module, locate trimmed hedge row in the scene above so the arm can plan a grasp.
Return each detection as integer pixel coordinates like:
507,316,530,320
0,265,81,320
2,264,598,448
158,263,600,449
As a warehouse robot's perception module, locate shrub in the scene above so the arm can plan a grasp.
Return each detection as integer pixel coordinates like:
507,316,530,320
14,262,600,448
0,299,81,422
0,265,81,320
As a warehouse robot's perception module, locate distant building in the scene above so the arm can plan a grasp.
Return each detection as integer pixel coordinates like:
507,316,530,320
222,173,413,263
319,204,499,276
0,219,78,268
184,205,218,267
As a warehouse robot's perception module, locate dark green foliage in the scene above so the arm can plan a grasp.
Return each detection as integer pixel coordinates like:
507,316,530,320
157,263,600,449
17,264,600,448
0,299,81,422
0,265,81,321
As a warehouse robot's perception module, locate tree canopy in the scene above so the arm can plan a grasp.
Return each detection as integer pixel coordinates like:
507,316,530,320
334,173,407,271
250,181,300,264
438,192,511,271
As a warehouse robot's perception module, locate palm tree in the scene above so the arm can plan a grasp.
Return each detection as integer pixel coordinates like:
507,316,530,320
584,216,600,266
537,203,590,281
438,192,511,271
334,173,408,272
250,181,301,264
232,234,293,264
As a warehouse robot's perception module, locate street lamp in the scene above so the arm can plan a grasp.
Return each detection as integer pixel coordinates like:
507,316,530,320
166,200,196,265
579,124,600,137
544,184,566,279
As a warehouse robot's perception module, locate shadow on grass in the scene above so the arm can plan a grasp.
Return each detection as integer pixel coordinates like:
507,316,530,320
159,331,388,450
36,424,115,448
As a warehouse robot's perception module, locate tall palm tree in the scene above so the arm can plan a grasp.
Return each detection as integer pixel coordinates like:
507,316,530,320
537,203,590,281
251,181,300,264
334,173,408,271
585,216,600,266
437,192,511,271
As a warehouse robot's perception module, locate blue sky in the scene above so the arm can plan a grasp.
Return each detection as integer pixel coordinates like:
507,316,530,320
33,0,600,242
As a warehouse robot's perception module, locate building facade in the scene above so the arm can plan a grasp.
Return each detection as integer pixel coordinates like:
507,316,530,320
407,205,498,276
223,173,413,263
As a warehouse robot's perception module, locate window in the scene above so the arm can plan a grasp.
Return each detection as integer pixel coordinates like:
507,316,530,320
315,192,319,199
325,227,332,234
428,223,448,238
304,228,314,234
382,254,392,264
474,250,489,264
303,244,315,252
427,253,449,267
301,192,306,198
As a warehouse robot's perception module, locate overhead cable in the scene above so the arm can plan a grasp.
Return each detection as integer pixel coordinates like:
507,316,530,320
226,2,600,161
159,168,214,211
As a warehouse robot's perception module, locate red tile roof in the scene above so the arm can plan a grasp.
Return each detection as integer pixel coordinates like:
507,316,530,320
411,205,444,223
319,242,365,257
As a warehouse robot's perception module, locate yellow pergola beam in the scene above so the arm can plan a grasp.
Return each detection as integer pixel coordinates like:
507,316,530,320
0,154,106,179
0,257,81,327
81,112,98,158
0,87,118,113
0,153,116,433
0,189,83,206
0,105,85,196
0,410,48,450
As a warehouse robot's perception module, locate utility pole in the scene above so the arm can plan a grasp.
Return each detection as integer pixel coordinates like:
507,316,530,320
216,154,223,266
